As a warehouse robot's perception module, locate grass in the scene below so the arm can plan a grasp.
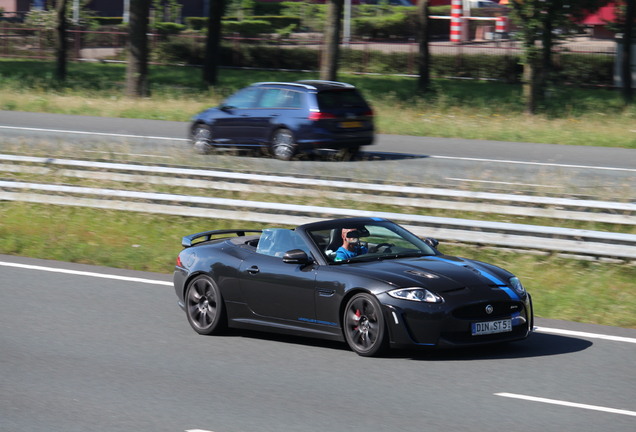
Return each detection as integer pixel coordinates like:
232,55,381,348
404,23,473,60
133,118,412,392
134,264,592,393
1,59,635,148
0,201,634,329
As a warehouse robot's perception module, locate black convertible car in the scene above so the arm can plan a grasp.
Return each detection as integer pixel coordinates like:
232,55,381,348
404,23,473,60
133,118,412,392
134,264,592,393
173,217,533,356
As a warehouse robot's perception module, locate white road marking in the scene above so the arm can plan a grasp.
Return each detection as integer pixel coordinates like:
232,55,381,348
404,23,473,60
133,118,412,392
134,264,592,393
2,260,635,344
0,261,172,286
495,393,636,417
2,125,634,173
535,326,636,344
185,430,215,432
446,177,560,188
0,125,189,142
83,150,174,159
432,155,636,173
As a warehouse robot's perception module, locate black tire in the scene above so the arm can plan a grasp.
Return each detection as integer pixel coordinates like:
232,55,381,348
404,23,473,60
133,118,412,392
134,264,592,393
270,128,297,161
185,275,226,335
191,124,214,155
343,293,389,357
338,146,360,161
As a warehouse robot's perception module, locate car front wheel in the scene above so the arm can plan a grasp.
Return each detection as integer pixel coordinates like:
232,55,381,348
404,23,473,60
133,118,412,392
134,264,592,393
191,124,214,155
185,275,226,335
343,293,388,357
270,128,297,161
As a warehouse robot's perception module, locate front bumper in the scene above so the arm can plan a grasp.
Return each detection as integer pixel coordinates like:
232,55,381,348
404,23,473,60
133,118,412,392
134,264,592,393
380,293,534,349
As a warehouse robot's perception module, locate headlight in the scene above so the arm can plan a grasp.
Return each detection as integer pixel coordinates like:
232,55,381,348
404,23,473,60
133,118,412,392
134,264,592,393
509,277,526,296
388,288,443,303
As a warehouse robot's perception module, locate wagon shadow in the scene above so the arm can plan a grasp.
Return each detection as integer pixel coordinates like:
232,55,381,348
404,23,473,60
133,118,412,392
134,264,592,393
300,149,428,162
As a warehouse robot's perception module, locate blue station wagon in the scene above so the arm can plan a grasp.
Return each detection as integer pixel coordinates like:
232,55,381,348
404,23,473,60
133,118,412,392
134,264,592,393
190,80,375,160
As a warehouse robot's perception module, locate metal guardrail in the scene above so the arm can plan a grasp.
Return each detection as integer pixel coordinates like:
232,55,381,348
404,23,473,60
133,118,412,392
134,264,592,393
1,155,635,261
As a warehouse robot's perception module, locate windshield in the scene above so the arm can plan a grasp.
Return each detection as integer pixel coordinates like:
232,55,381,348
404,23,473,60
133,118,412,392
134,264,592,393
307,220,437,264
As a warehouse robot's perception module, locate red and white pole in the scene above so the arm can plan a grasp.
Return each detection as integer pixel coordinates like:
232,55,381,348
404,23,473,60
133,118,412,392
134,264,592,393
450,0,463,43
495,16,509,34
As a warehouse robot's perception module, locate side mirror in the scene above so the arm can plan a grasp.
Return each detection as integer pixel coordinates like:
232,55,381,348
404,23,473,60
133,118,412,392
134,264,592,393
425,238,439,248
283,249,312,264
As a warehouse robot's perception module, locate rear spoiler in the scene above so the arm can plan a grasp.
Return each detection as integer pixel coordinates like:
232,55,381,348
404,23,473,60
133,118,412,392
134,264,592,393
182,229,262,248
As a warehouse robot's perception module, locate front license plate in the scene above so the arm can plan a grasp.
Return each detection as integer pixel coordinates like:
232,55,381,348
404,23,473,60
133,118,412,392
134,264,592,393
472,319,512,336
340,121,363,128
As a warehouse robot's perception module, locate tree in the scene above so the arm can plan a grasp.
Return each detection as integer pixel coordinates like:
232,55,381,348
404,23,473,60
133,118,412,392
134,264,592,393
54,0,69,82
416,0,430,93
509,0,611,114
320,0,344,81
126,0,151,97
203,0,226,86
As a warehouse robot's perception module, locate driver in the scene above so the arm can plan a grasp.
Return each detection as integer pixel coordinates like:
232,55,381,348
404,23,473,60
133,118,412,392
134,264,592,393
335,228,368,262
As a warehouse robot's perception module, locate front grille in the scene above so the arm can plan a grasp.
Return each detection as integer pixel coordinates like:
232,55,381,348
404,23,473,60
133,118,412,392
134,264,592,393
453,301,524,320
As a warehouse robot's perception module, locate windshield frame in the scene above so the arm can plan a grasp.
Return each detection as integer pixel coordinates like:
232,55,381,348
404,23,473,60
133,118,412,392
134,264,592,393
302,219,438,265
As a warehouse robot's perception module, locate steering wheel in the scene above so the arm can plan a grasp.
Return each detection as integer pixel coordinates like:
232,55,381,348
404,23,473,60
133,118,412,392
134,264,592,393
373,243,394,253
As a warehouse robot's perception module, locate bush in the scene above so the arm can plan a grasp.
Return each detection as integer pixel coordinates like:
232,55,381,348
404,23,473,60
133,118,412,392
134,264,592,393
153,22,186,38
556,53,614,86
150,34,614,87
91,17,124,26
153,36,206,64
186,16,207,31
223,20,274,36
353,13,416,40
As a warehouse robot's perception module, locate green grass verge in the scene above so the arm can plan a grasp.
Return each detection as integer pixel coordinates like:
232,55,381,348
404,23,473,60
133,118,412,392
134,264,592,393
1,202,634,329
1,59,635,148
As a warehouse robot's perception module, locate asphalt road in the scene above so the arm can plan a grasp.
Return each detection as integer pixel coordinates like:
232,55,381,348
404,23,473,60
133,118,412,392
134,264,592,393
1,110,635,198
1,255,635,432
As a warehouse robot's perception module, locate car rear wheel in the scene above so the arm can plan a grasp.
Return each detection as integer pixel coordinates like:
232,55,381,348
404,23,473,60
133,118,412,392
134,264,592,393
338,146,360,161
270,128,297,161
343,293,388,357
192,124,214,155
185,275,226,335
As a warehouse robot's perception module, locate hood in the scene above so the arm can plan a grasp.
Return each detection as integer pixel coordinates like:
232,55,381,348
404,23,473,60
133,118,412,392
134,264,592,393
344,255,512,293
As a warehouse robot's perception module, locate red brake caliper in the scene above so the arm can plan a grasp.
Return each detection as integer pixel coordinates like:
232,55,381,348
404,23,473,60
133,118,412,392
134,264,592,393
353,309,361,331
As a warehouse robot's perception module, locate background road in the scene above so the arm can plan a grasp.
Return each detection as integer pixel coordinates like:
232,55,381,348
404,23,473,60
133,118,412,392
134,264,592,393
1,255,635,432
1,111,635,197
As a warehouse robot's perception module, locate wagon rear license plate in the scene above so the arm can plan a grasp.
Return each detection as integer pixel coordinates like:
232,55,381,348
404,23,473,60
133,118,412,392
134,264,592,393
340,121,363,128
472,319,512,336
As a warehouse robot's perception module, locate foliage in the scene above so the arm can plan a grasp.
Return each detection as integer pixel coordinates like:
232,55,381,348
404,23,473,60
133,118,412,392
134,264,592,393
185,16,207,31
222,19,274,36
149,36,613,87
24,8,57,29
152,36,205,64
508,0,613,113
90,17,124,26
151,0,181,23
153,21,186,38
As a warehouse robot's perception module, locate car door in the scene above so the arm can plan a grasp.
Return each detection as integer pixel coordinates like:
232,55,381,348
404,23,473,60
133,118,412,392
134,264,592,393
233,87,285,146
214,86,262,144
238,229,317,322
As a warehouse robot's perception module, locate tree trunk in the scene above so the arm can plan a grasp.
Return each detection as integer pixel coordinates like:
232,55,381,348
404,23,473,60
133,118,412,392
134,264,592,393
320,0,344,81
55,0,69,82
622,0,634,105
203,0,225,86
416,0,430,93
126,0,151,97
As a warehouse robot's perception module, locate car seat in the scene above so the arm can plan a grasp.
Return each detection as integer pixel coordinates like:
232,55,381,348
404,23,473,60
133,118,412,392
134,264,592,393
324,228,342,261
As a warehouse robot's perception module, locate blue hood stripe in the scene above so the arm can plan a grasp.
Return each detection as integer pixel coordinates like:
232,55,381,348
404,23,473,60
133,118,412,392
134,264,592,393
428,256,520,301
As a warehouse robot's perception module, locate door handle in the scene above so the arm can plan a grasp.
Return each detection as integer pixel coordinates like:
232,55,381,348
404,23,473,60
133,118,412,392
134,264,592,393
247,266,260,274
